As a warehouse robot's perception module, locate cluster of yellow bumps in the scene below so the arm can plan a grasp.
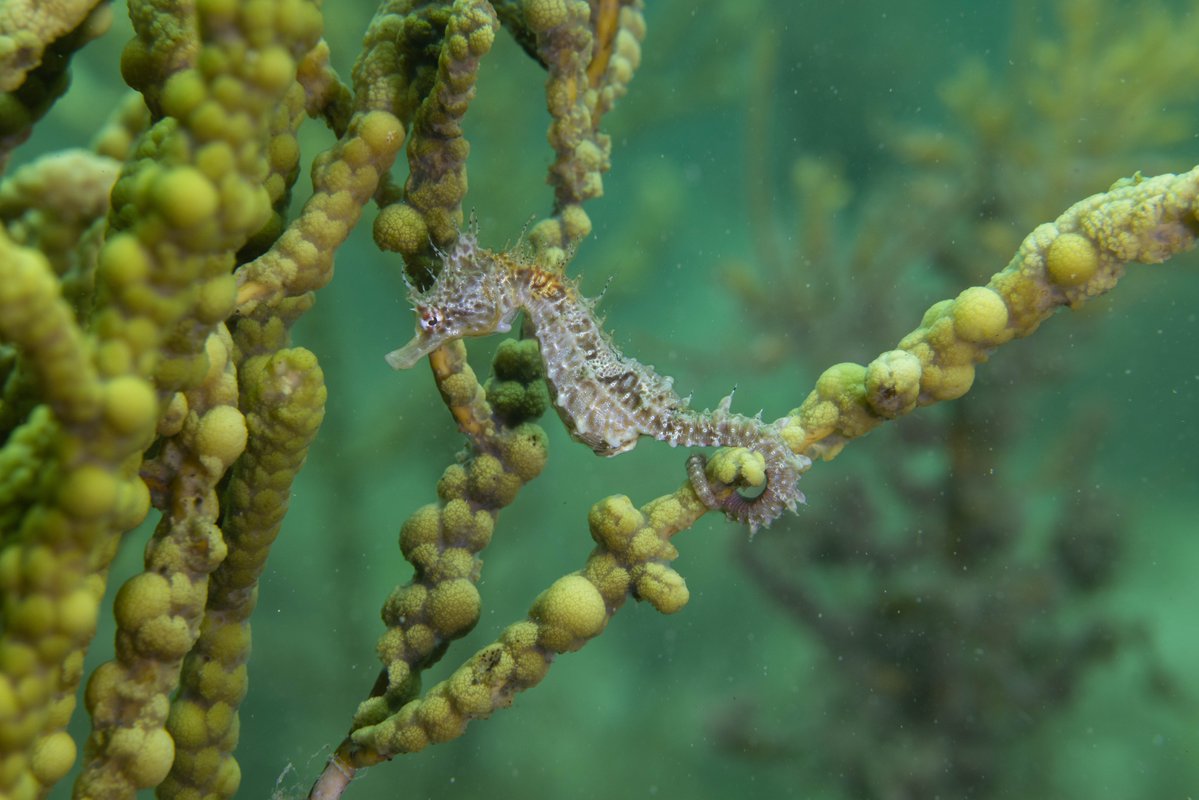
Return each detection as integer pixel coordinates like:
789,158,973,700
786,169,1199,462
0,0,1197,799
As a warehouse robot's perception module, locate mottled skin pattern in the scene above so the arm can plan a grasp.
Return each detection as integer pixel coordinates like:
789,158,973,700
387,231,809,532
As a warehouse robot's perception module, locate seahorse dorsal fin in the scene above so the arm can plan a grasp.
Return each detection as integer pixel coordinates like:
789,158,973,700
593,275,615,306
716,388,736,417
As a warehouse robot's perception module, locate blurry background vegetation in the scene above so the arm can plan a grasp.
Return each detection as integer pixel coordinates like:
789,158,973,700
22,0,1199,797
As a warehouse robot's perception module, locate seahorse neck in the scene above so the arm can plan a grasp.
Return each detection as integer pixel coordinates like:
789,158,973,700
511,267,578,325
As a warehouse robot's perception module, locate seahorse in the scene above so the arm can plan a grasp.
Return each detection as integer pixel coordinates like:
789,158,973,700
386,229,810,533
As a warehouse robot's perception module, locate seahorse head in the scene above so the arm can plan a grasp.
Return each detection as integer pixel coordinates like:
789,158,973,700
385,233,519,369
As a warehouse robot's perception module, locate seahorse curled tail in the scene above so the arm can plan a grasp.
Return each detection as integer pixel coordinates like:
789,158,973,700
673,396,810,534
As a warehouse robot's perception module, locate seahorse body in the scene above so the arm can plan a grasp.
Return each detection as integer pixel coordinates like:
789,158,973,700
386,232,809,532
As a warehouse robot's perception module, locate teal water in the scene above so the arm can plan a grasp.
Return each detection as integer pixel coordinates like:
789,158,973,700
27,1,1199,798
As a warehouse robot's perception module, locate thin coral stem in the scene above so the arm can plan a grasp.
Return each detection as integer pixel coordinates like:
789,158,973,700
307,749,357,800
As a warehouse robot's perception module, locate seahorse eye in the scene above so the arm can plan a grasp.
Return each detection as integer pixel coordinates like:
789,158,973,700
417,305,446,332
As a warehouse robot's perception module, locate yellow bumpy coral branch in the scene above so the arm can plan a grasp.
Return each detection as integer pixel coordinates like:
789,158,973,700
77,328,245,799
780,166,1199,462
522,0,645,261
233,109,404,314
66,2,325,798
308,452,713,800
0,228,140,800
396,0,498,251
346,341,549,749
161,347,326,800
121,0,199,116
0,0,111,169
